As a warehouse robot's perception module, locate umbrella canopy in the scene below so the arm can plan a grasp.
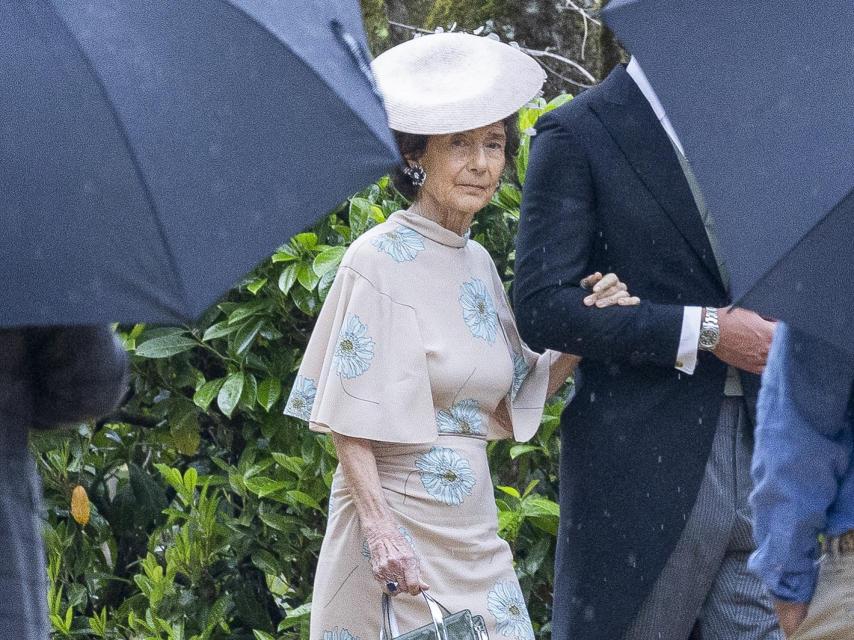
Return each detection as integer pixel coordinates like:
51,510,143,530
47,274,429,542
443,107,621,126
602,0,854,351
1,0,399,326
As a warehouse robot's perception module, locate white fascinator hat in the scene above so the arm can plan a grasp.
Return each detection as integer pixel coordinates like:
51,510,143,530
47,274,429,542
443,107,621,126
371,32,546,135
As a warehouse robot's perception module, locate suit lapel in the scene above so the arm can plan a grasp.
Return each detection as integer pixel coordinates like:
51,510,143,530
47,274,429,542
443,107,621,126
591,66,724,289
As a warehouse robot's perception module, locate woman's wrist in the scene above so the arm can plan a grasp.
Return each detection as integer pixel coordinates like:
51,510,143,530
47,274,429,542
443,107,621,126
360,511,397,533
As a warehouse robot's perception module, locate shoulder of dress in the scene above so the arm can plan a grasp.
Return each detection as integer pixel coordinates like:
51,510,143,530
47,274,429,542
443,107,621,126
340,223,393,272
466,238,493,260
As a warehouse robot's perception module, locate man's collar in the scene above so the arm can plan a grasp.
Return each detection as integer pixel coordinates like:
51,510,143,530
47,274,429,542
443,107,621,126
625,56,668,123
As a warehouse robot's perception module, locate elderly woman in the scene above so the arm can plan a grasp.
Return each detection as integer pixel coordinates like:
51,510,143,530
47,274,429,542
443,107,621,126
284,33,639,640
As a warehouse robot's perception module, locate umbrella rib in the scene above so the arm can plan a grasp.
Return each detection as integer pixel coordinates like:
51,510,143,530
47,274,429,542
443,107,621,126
42,2,191,316
215,0,399,160
734,185,854,308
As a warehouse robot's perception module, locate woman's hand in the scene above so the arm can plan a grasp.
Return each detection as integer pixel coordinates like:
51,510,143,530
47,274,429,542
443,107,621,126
580,272,640,307
364,520,429,597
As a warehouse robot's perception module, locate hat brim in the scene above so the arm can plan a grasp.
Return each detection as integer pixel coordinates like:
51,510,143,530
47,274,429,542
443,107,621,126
371,33,546,135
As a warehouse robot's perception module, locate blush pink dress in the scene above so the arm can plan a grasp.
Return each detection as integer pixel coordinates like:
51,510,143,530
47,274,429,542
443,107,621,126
285,209,555,640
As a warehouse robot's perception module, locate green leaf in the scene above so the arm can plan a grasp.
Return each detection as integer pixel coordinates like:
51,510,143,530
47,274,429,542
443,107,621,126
254,631,276,640
217,373,245,418
135,334,197,359
257,378,282,412
246,277,268,295
202,321,238,341
522,496,560,518
170,410,200,456
257,508,302,532
509,444,540,460
244,476,288,498
286,490,322,511
271,452,303,476
227,300,270,325
241,373,258,409
194,378,225,411
234,318,265,356
312,246,346,277
271,243,300,262
128,463,167,527
545,92,574,112
291,286,319,316
277,264,298,296
348,197,383,236
296,262,321,291
496,485,521,499
318,267,337,301
292,232,318,251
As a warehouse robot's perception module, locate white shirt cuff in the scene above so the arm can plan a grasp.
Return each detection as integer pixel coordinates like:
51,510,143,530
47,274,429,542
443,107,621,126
676,306,703,374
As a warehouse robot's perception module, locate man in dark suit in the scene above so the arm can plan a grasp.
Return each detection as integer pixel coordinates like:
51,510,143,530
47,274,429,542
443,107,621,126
514,59,781,639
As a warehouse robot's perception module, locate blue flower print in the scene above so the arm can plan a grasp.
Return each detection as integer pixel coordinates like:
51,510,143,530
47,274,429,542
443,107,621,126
436,399,484,436
333,314,375,379
415,447,476,506
459,278,498,343
372,224,425,262
511,353,529,401
323,628,361,640
487,581,534,640
284,375,317,420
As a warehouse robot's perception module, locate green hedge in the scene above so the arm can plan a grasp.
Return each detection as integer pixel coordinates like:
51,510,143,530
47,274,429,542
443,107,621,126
31,95,571,640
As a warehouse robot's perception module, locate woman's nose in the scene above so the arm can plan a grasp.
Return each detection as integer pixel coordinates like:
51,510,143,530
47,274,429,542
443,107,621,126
468,147,488,171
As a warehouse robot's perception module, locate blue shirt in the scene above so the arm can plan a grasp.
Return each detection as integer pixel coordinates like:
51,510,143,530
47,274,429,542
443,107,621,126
748,322,854,602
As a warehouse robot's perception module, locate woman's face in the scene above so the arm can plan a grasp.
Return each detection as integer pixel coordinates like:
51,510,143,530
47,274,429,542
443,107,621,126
412,121,507,217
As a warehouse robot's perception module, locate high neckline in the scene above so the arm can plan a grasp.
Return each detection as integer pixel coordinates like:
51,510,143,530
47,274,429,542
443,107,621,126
390,208,470,248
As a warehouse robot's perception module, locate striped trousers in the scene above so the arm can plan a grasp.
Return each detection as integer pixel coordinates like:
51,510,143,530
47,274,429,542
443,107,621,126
625,397,782,640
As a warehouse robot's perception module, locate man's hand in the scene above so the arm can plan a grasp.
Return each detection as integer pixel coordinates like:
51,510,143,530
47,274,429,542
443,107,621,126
712,306,776,374
774,600,808,638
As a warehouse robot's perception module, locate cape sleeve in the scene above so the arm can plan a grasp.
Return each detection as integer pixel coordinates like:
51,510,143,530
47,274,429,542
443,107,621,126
283,263,437,444
489,267,552,443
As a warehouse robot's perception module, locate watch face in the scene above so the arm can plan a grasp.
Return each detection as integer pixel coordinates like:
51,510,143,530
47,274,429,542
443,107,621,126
700,328,720,350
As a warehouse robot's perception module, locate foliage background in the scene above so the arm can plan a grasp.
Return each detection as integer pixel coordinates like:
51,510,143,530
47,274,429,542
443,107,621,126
32,4,615,639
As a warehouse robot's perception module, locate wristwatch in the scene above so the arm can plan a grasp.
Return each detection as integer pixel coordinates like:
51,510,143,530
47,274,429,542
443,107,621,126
698,307,720,352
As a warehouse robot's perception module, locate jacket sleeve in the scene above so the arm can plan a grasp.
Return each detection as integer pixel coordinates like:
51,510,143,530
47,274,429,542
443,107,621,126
748,323,854,602
28,325,129,428
514,111,685,368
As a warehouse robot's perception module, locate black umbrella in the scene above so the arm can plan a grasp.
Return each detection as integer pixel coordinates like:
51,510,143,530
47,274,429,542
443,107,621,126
1,0,398,326
603,0,854,352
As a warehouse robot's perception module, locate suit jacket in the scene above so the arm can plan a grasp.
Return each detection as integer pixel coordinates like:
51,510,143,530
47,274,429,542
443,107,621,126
514,64,760,640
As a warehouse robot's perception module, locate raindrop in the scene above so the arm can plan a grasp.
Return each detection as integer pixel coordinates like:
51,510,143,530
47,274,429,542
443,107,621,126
590,392,596,403
583,605,595,622
657,455,662,463
626,553,637,568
